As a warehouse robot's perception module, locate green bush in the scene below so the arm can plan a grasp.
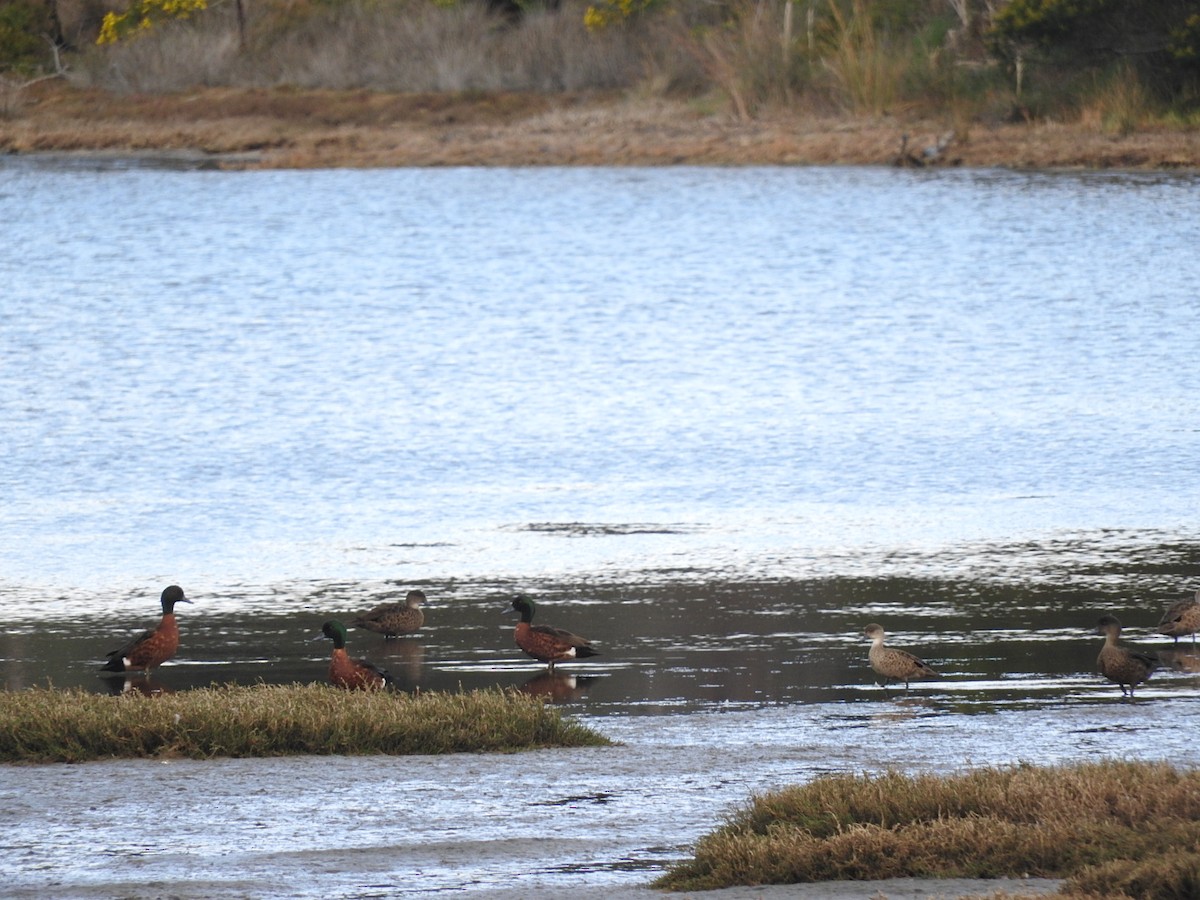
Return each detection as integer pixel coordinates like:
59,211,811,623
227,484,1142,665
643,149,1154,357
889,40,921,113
0,0,57,74
990,0,1200,105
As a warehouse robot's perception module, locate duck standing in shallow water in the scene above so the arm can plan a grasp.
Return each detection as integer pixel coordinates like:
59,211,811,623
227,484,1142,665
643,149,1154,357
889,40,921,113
352,589,426,639
511,596,599,672
1097,614,1158,697
320,620,393,690
1156,592,1200,646
864,623,939,692
101,585,191,674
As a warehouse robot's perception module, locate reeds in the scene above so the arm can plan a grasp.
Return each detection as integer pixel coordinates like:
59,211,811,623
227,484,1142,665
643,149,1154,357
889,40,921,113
75,0,649,93
0,684,611,763
821,0,907,115
655,761,1200,893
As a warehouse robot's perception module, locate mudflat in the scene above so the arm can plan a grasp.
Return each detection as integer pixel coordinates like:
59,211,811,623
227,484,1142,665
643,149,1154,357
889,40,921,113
3,82,1199,170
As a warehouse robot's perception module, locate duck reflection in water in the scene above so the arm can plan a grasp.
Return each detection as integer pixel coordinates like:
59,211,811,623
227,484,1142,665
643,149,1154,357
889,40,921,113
519,671,599,703
1156,649,1200,675
104,675,174,697
373,637,425,684
863,623,940,694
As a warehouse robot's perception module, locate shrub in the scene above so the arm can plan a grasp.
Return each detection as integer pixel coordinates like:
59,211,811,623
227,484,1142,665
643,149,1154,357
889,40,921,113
0,0,58,74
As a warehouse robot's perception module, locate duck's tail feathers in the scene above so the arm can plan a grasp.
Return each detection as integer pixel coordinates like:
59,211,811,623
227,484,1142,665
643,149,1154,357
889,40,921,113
1132,651,1161,672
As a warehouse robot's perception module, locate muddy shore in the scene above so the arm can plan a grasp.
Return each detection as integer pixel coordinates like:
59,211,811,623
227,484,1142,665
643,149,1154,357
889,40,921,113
3,82,1199,170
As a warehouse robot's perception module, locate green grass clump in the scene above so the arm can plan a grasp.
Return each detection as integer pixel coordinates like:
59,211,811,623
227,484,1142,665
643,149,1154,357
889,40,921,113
654,761,1200,893
0,684,611,763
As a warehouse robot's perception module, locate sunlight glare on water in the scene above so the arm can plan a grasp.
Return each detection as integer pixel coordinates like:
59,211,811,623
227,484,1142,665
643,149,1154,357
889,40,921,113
3,161,1200,899
1,164,1199,595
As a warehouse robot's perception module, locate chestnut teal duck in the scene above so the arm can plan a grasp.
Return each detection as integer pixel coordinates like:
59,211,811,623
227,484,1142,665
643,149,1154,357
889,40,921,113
511,596,599,672
100,585,192,674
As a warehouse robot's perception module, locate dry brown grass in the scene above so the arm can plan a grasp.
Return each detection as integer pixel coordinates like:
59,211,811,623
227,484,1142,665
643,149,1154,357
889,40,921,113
4,79,1200,168
655,761,1200,894
69,0,649,94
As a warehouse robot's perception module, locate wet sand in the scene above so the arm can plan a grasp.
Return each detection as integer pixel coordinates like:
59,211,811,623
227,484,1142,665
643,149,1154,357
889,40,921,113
3,82,1199,170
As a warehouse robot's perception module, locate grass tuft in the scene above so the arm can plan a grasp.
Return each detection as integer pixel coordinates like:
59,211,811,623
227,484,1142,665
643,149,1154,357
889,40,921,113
0,684,611,763
1064,851,1200,899
654,761,1200,892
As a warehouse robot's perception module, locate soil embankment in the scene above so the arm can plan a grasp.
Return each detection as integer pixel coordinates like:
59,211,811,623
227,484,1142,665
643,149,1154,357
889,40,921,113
4,82,1199,169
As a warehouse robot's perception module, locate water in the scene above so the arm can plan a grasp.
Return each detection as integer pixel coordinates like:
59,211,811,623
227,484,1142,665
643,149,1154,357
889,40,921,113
2,160,1200,897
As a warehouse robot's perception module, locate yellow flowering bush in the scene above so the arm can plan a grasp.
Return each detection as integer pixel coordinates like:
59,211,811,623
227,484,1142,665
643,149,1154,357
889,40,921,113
97,0,209,44
583,0,659,31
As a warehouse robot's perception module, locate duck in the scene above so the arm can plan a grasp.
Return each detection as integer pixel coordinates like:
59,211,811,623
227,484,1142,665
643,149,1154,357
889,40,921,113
863,623,940,691
352,589,426,638
1096,615,1158,697
320,619,393,690
1156,592,1200,646
511,595,599,672
100,585,192,674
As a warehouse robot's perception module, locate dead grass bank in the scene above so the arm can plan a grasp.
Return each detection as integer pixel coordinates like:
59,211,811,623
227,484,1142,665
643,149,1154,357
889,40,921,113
655,761,1200,898
3,82,1199,169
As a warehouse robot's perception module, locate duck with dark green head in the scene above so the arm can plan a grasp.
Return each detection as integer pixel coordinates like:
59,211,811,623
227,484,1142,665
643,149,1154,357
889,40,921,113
510,596,599,672
320,619,394,690
101,585,192,674
1096,615,1158,697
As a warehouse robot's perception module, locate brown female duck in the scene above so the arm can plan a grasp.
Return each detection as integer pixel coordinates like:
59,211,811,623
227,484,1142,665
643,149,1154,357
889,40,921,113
352,589,426,638
1156,592,1200,646
511,596,599,672
1096,614,1158,697
864,623,939,691
101,585,192,674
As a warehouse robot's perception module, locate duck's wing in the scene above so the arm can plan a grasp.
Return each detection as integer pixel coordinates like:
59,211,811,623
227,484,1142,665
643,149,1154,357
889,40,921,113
1130,650,1160,672
532,623,594,649
101,628,153,670
106,628,153,660
894,647,939,676
355,657,394,685
353,603,401,623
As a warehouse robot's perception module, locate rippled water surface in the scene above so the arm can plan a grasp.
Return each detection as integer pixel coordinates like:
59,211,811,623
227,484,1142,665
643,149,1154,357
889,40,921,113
2,160,1200,898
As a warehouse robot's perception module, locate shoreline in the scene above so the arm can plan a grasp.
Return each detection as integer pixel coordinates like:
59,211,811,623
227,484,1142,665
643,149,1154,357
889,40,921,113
3,82,1199,170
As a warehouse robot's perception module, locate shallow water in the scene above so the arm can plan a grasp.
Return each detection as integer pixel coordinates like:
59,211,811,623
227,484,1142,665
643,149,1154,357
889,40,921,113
2,161,1200,897
4,697,1200,899
5,569,1200,898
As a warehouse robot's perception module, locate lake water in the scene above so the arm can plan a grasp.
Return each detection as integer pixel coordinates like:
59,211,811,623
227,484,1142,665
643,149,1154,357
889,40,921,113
2,159,1200,898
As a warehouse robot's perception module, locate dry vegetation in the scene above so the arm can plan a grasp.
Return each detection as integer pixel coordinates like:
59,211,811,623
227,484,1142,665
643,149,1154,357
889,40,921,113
1,0,1198,168
654,761,1200,898
6,79,1199,169
0,683,611,762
